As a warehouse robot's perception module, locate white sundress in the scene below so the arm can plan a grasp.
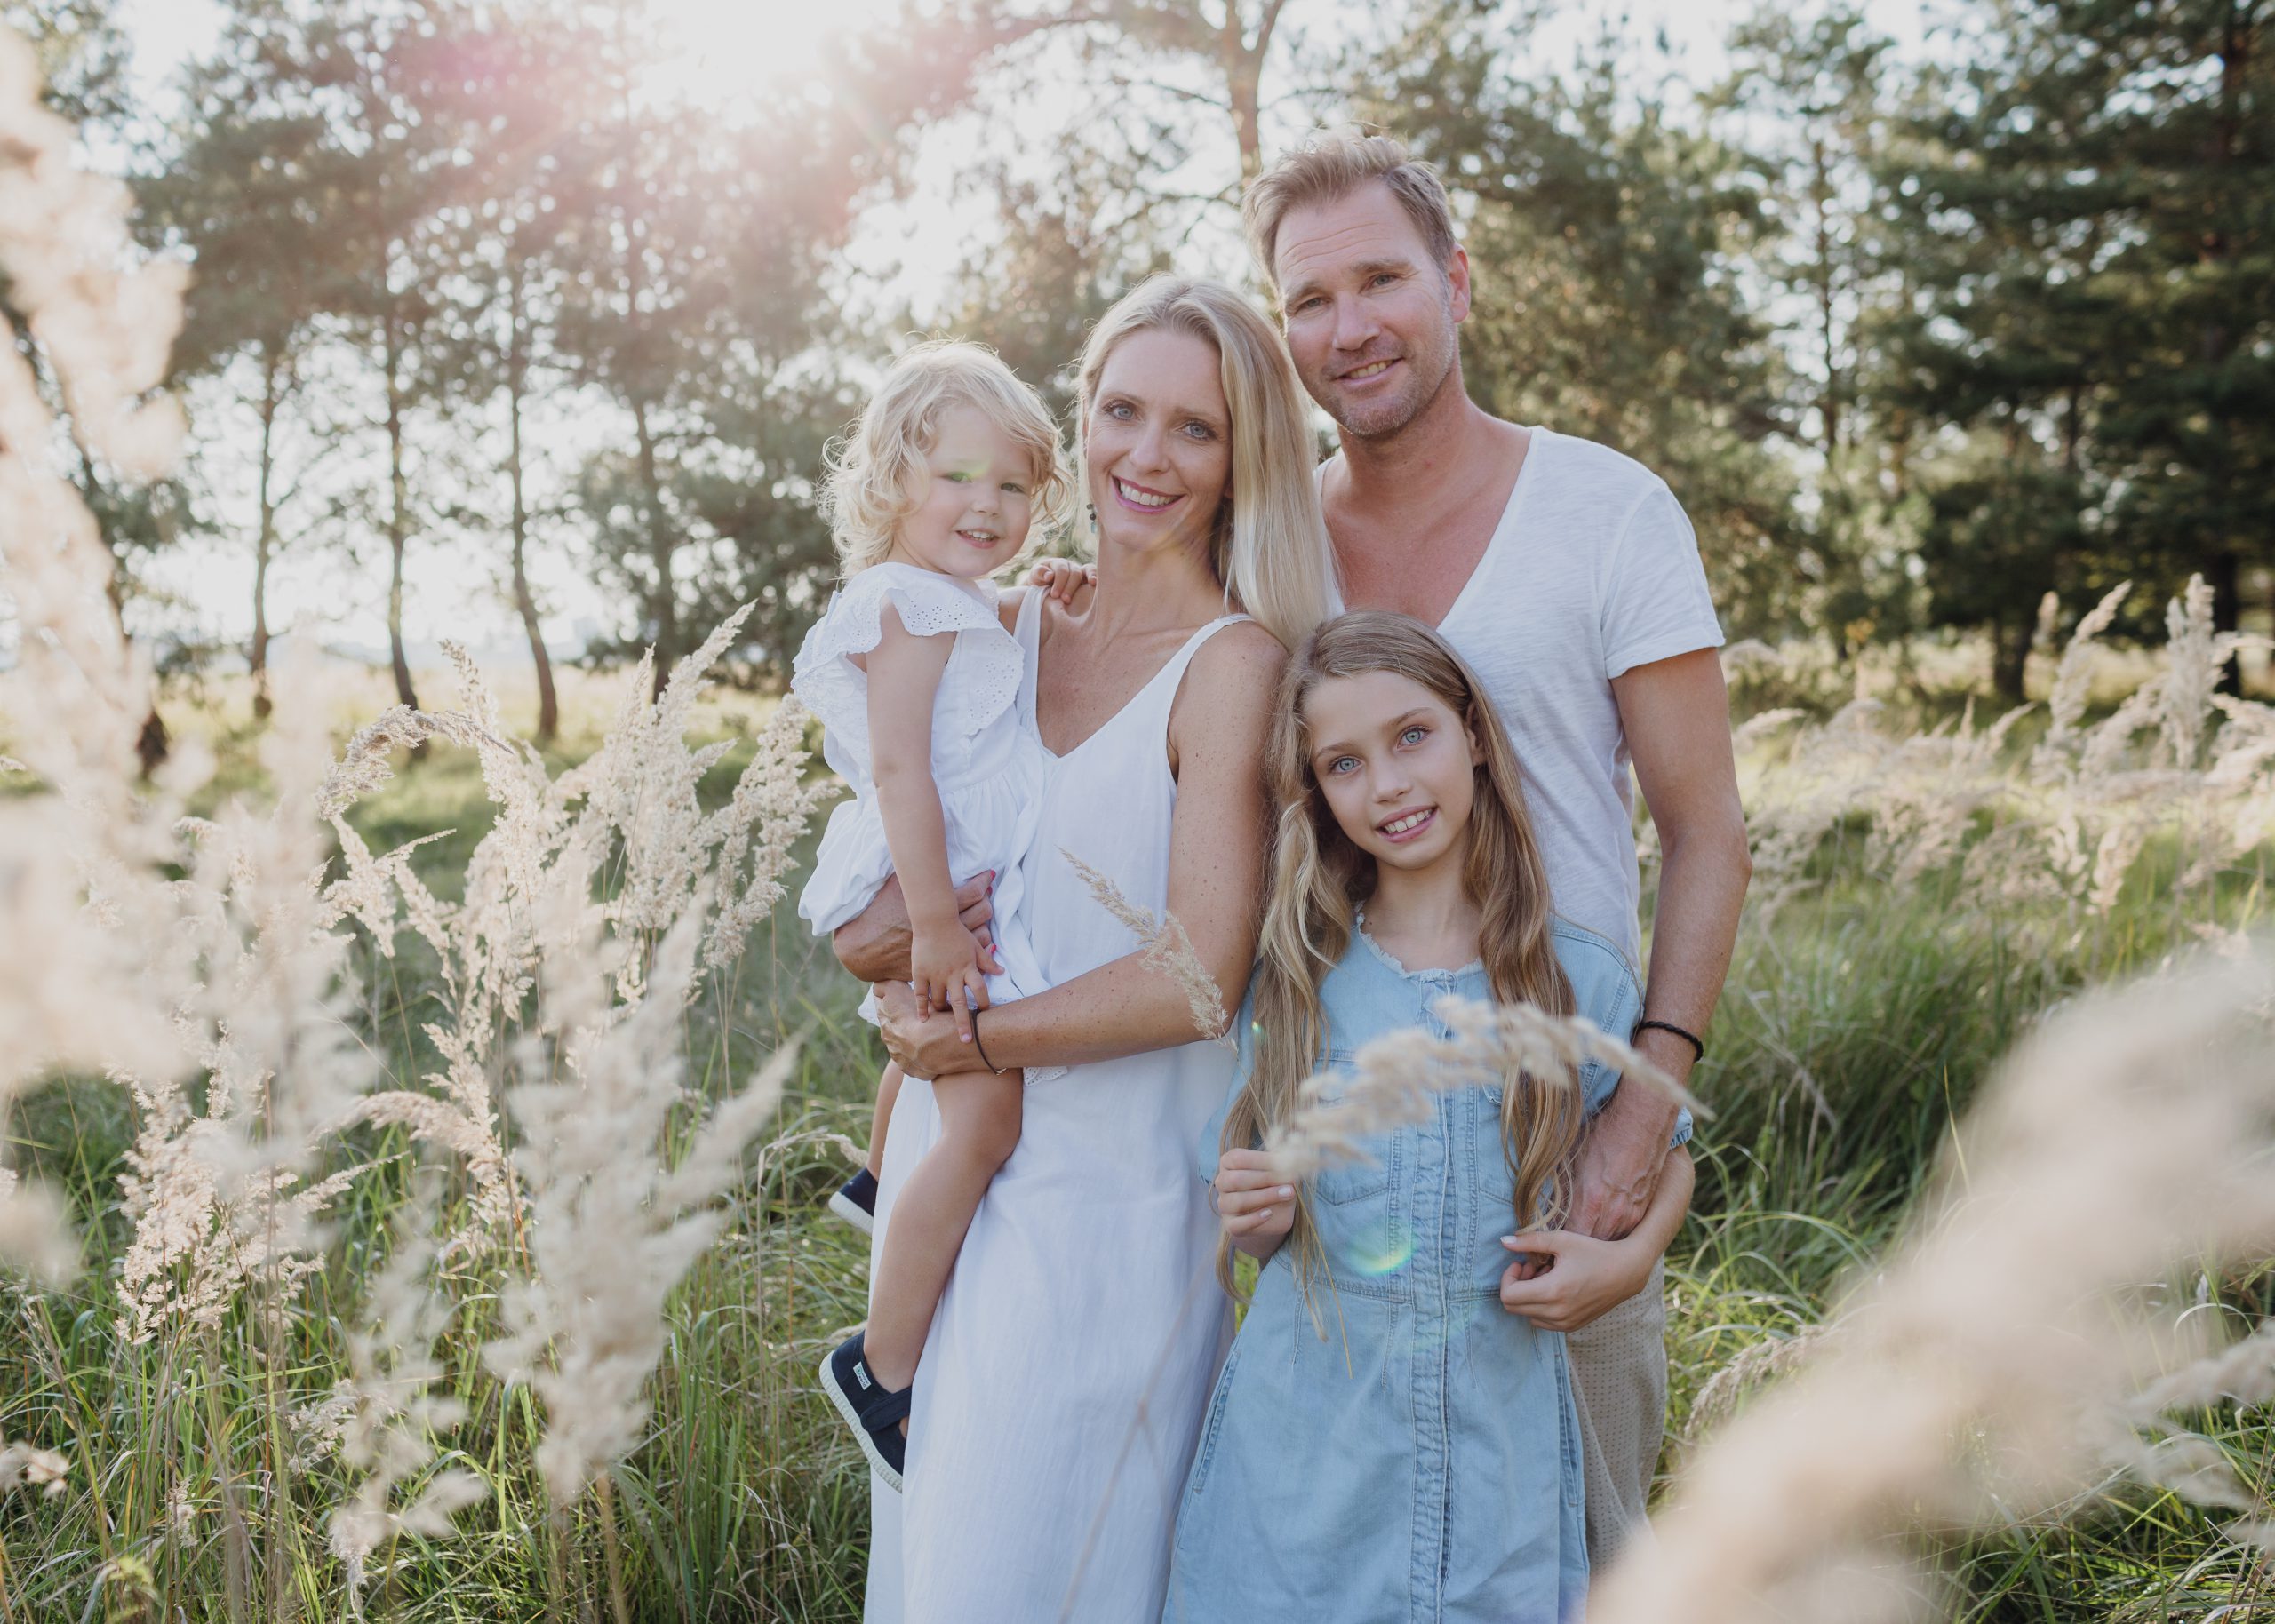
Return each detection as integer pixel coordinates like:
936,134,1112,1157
863,597,1248,1624
792,562,1048,1012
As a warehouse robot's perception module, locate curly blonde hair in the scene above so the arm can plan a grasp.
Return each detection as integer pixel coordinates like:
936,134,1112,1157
820,339,1074,578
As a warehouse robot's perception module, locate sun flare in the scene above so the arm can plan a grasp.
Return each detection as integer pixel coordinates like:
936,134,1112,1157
643,0,896,110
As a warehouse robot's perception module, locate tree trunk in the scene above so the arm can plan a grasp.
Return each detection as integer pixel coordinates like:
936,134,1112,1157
506,257,557,741
1812,131,1840,454
1219,0,1287,183
1991,611,2030,703
383,305,419,712
251,346,279,720
2209,546,2243,694
633,394,673,700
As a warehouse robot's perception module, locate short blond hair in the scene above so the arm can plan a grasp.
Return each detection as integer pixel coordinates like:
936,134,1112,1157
820,339,1073,577
1074,277,1333,651
1241,130,1459,296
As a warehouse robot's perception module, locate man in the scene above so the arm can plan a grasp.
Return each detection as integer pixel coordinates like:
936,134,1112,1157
1241,131,1752,1563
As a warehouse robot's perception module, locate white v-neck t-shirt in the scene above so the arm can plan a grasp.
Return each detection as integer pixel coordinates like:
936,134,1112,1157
1324,426,1724,968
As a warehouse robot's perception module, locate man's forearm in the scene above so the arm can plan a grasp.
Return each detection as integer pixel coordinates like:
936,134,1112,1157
1639,814,1751,1094
834,876,912,983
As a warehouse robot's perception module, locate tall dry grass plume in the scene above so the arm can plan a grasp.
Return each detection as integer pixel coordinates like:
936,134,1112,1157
1594,946,2275,1622
0,26,829,1618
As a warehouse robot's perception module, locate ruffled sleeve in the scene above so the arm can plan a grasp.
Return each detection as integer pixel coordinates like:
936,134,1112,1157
789,564,1018,764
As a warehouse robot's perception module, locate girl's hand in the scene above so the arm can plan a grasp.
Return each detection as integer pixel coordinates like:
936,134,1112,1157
1214,1148,1297,1260
1025,557,1097,609
910,924,993,1044
1496,1229,1656,1333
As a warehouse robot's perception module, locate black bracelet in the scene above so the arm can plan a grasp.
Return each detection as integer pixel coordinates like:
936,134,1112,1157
971,1009,1006,1075
1633,1017,1705,1064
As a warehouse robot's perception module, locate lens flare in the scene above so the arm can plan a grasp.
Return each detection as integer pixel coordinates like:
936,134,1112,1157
1343,1221,1413,1278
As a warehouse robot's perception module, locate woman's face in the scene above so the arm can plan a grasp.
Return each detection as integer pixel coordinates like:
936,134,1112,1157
1084,326,1233,567
1300,669,1483,879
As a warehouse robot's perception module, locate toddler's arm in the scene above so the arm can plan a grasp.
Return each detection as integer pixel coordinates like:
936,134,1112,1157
1214,1147,1297,1263
1495,1148,1693,1333
866,607,991,1041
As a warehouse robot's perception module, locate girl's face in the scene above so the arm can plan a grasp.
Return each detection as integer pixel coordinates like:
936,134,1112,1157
1084,327,1233,566
1301,669,1484,877
891,402,1037,579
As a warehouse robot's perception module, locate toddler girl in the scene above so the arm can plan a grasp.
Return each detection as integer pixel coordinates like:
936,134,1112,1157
798,341,1070,1491
1164,612,1695,1621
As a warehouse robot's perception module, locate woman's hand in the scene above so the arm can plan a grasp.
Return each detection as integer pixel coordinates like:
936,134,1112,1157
1025,557,1097,609
1214,1148,1297,1262
1495,1229,1657,1333
874,978,988,1080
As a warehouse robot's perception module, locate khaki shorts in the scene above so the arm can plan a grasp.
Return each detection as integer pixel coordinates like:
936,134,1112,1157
1566,1256,1668,1572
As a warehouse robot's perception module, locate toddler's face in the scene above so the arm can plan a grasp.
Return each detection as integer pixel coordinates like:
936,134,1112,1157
893,402,1036,578
1301,670,1482,876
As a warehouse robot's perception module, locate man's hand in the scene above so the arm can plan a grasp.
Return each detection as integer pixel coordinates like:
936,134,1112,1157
874,977,987,1081
1497,1228,1656,1333
1213,1148,1297,1261
834,872,999,983
1566,1066,1681,1241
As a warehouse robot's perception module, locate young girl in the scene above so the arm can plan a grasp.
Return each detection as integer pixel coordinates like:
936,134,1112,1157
797,341,1072,1492
1163,613,1696,1622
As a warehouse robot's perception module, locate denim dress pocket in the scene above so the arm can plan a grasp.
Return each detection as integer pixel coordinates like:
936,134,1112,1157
1308,1048,1399,1206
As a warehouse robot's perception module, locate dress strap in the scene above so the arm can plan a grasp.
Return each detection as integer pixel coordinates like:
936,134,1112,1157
1146,612,1251,731
1014,585,1047,731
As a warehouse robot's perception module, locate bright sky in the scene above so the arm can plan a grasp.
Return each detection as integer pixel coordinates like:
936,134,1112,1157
108,0,1937,670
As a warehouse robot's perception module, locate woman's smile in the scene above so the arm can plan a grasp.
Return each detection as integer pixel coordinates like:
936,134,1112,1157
1111,475,1183,513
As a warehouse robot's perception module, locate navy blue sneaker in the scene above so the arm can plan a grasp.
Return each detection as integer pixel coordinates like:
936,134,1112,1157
818,1332,910,1491
828,1168,878,1236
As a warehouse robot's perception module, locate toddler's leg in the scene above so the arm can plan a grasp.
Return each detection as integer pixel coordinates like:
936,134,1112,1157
862,1068,1023,1391
866,1061,904,1178
827,1061,905,1236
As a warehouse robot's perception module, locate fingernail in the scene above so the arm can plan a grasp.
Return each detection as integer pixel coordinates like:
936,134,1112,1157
1277,1186,1293,1198
1500,1236,1519,1246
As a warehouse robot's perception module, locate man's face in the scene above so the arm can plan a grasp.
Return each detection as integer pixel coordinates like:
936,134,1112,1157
1272,180,1469,441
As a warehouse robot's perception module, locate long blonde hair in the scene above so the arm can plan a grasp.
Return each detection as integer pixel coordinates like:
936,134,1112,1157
1074,276,1333,649
1218,612,1582,1299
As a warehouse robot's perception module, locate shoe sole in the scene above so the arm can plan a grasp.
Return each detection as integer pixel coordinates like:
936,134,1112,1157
818,1349,904,1493
827,1190,875,1237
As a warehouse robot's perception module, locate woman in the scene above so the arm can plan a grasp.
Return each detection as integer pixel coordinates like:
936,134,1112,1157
832,275,1333,1623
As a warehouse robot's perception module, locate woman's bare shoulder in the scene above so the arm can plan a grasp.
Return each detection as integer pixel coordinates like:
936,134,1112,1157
1190,620,1288,692
1175,620,1287,734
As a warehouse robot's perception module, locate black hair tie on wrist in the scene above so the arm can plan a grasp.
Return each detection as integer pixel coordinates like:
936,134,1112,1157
971,1009,1006,1075
1632,1017,1705,1064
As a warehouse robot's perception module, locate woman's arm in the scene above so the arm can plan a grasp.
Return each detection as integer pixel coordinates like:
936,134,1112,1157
877,624,1285,1079
1496,1148,1694,1333
865,609,988,1039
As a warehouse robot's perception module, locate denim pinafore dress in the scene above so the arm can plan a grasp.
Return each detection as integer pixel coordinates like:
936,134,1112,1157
1164,921,1684,1624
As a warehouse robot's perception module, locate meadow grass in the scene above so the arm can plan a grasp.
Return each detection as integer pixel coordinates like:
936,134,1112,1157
11,658,2273,1622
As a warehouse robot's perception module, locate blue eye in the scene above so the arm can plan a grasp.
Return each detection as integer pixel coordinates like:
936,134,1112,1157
1401,725,1428,745
1325,755,1357,776
1183,421,1215,441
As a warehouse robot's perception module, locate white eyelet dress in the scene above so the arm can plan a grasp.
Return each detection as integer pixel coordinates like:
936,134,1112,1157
792,562,1049,1015
862,594,1248,1624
